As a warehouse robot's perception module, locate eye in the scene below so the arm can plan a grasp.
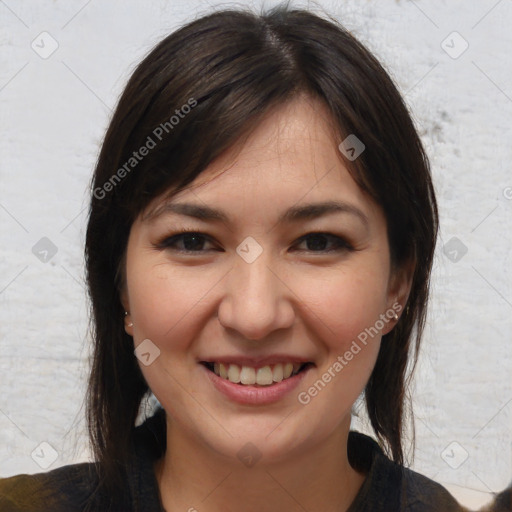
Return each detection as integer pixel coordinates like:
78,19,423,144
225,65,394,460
157,231,219,253
292,233,353,253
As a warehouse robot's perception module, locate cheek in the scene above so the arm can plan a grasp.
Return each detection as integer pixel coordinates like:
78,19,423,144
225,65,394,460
293,263,390,350
291,268,388,430
126,264,219,415
127,262,220,349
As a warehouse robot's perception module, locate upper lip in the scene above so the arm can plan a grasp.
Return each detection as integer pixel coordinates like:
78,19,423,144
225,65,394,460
199,355,314,367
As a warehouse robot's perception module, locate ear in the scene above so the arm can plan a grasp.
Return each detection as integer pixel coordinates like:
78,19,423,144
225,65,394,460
120,287,134,336
382,258,415,335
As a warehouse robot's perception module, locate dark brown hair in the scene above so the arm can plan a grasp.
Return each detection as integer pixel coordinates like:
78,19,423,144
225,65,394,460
84,4,438,507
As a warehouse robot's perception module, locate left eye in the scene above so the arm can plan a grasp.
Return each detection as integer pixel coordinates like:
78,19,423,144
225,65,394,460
159,232,216,252
292,233,352,252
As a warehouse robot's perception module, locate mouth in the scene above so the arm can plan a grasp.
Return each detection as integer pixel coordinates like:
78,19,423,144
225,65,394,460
200,361,314,387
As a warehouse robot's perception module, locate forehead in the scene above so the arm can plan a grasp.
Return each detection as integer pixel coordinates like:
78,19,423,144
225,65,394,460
146,96,376,217
199,96,341,182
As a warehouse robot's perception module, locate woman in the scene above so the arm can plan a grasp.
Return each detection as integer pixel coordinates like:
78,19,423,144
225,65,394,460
0,4,473,511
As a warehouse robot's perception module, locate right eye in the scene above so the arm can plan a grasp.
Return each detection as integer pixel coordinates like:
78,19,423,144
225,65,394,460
157,231,219,253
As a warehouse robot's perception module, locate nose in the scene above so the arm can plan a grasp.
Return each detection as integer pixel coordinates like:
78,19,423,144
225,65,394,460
217,254,295,340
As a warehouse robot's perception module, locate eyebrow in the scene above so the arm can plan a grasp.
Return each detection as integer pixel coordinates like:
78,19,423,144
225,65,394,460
279,201,369,227
146,200,369,227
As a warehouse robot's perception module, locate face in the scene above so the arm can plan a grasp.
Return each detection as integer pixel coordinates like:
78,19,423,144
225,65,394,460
122,96,410,463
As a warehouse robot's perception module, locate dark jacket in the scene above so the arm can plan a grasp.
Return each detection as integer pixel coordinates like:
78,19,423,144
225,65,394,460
0,407,468,511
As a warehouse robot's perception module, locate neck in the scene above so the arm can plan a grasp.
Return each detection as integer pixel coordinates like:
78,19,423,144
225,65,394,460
155,416,366,512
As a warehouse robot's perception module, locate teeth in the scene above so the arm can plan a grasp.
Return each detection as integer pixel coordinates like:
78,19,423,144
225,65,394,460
284,362,293,379
272,363,284,382
227,364,241,383
240,366,256,385
210,362,306,386
256,366,273,385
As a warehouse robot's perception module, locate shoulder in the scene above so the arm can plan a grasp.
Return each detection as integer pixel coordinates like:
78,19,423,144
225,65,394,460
0,462,99,512
0,409,166,512
398,465,468,511
348,431,467,512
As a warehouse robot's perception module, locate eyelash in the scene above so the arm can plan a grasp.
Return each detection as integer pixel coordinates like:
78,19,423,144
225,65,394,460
156,228,354,254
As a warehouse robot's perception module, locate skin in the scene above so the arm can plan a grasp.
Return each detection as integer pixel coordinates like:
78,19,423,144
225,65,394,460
121,95,412,512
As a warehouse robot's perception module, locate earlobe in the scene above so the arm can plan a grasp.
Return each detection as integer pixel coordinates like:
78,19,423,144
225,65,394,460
120,288,133,335
124,311,134,335
381,300,402,336
383,259,415,334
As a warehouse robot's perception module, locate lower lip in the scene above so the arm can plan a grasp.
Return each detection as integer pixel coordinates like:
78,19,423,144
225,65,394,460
202,364,313,405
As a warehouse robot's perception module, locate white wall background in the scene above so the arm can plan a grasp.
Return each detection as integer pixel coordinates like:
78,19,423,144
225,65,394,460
1,0,511,509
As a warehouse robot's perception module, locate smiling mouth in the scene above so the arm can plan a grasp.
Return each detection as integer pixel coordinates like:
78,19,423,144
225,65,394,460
201,361,314,387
